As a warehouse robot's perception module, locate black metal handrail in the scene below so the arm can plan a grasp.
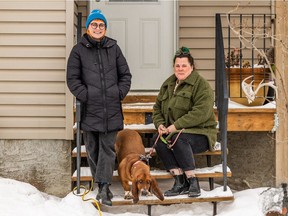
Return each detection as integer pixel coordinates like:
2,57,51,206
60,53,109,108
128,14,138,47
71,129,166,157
215,13,229,191
75,12,82,194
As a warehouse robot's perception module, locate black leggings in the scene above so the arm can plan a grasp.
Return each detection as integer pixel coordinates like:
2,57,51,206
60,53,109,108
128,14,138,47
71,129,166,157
153,133,209,171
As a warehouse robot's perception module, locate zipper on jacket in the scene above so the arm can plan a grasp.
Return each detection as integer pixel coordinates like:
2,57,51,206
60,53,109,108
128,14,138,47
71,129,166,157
97,48,108,132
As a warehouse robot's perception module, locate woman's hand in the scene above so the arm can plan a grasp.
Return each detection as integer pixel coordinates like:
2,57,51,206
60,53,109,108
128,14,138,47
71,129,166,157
158,124,177,135
167,124,177,133
158,124,168,136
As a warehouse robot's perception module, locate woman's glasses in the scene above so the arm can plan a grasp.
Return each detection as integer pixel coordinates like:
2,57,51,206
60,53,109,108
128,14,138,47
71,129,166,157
175,47,190,56
90,22,106,30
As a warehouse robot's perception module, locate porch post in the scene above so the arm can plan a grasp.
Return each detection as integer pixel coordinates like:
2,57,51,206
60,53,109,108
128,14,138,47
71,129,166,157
275,1,288,185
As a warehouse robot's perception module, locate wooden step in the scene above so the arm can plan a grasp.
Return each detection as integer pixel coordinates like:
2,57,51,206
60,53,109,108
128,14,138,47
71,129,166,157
72,146,224,158
83,185,234,206
73,123,157,134
124,123,156,133
71,164,232,182
122,94,157,104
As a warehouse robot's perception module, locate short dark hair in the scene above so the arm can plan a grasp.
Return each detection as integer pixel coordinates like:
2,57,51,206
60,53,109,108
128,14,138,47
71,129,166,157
173,47,194,67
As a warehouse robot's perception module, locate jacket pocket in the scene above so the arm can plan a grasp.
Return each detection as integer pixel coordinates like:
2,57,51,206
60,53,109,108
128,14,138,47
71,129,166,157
174,91,192,111
159,91,169,114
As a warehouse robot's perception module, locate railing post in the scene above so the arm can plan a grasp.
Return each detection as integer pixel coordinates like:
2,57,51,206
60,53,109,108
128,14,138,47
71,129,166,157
76,100,82,194
76,12,82,194
215,13,228,191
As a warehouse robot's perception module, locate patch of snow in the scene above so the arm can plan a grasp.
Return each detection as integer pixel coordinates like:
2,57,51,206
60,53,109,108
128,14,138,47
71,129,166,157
1,177,284,216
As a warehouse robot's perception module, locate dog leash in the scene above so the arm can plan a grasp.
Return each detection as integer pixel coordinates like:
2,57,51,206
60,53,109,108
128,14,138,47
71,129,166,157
166,128,185,149
147,128,185,157
72,179,102,216
147,133,161,158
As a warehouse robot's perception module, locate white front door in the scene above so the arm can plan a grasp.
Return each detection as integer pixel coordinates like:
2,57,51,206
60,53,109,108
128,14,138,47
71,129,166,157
90,0,175,90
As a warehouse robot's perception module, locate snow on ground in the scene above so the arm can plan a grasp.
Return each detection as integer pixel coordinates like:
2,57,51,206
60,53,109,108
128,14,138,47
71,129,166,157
0,177,284,216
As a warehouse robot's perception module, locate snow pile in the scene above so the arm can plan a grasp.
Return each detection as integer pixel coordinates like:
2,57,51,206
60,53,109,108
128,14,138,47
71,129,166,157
0,177,286,216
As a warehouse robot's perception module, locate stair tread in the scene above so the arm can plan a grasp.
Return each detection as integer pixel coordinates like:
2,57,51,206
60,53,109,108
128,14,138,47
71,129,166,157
72,146,224,157
81,186,234,206
72,164,232,181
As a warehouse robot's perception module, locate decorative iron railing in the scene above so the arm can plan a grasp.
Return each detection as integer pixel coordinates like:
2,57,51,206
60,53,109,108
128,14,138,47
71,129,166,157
218,13,276,106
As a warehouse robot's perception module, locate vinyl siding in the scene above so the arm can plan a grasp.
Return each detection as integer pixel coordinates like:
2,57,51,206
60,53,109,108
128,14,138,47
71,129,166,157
0,0,74,139
178,0,272,90
77,1,88,36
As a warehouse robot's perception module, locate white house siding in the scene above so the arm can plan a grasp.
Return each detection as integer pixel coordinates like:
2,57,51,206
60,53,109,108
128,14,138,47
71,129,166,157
178,0,272,90
0,0,74,140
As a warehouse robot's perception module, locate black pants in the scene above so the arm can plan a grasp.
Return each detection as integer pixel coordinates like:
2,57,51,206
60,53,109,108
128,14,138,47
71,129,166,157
153,133,209,171
83,131,117,184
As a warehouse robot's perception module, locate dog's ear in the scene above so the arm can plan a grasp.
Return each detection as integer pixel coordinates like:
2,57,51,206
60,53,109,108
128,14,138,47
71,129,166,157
132,178,139,203
151,177,164,201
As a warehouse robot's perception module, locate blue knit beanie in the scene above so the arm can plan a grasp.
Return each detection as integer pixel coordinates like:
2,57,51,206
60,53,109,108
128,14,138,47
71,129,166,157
86,9,107,29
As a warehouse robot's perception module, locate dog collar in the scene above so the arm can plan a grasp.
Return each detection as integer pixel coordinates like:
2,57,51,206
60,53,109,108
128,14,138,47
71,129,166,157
139,154,150,164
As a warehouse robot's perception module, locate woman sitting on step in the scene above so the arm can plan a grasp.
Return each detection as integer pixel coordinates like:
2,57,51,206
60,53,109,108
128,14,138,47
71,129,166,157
152,47,217,197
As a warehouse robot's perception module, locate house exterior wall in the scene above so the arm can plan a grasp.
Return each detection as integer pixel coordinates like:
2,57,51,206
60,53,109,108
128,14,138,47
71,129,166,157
198,132,275,190
0,139,71,197
0,0,80,197
0,0,74,140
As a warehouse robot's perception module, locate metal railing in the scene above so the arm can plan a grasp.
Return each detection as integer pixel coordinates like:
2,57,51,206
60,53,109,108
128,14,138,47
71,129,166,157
215,13,229,191
75,12,82,194
223,13,275,103
215,13,275,189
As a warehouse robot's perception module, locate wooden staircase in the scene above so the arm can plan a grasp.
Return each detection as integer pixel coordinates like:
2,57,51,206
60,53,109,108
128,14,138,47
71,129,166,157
71,144,233,214
72,91,233,215
72,147,232,182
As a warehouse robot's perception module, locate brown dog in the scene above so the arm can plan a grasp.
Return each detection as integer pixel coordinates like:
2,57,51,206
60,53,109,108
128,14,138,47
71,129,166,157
115,129,164,203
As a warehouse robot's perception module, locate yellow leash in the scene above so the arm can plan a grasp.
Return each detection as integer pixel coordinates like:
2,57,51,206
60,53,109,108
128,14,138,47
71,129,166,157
72,180,102,216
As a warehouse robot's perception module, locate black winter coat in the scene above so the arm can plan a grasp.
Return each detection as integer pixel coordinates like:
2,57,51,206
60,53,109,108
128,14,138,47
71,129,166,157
67,34,132,132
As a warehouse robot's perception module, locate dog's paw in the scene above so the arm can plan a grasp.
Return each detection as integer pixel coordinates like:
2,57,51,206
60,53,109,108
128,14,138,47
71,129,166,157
133,198,139,204
124,191,133,200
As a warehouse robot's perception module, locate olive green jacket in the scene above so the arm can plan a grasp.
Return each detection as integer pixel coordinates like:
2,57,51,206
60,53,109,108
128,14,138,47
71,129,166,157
152,70,217,151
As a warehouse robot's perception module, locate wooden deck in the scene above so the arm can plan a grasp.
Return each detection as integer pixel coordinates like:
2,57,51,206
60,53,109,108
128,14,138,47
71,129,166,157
122,102,276,131
74,93,276,132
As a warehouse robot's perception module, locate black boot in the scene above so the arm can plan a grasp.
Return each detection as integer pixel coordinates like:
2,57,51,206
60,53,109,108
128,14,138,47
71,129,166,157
96,183,113,206
107,187,113,199
96,183,113,199
187,177,201,197
164,174,189,196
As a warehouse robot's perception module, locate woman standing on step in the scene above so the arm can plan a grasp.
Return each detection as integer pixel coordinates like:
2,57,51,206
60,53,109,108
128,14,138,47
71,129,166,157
67,9,132,206
152,47,217,197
